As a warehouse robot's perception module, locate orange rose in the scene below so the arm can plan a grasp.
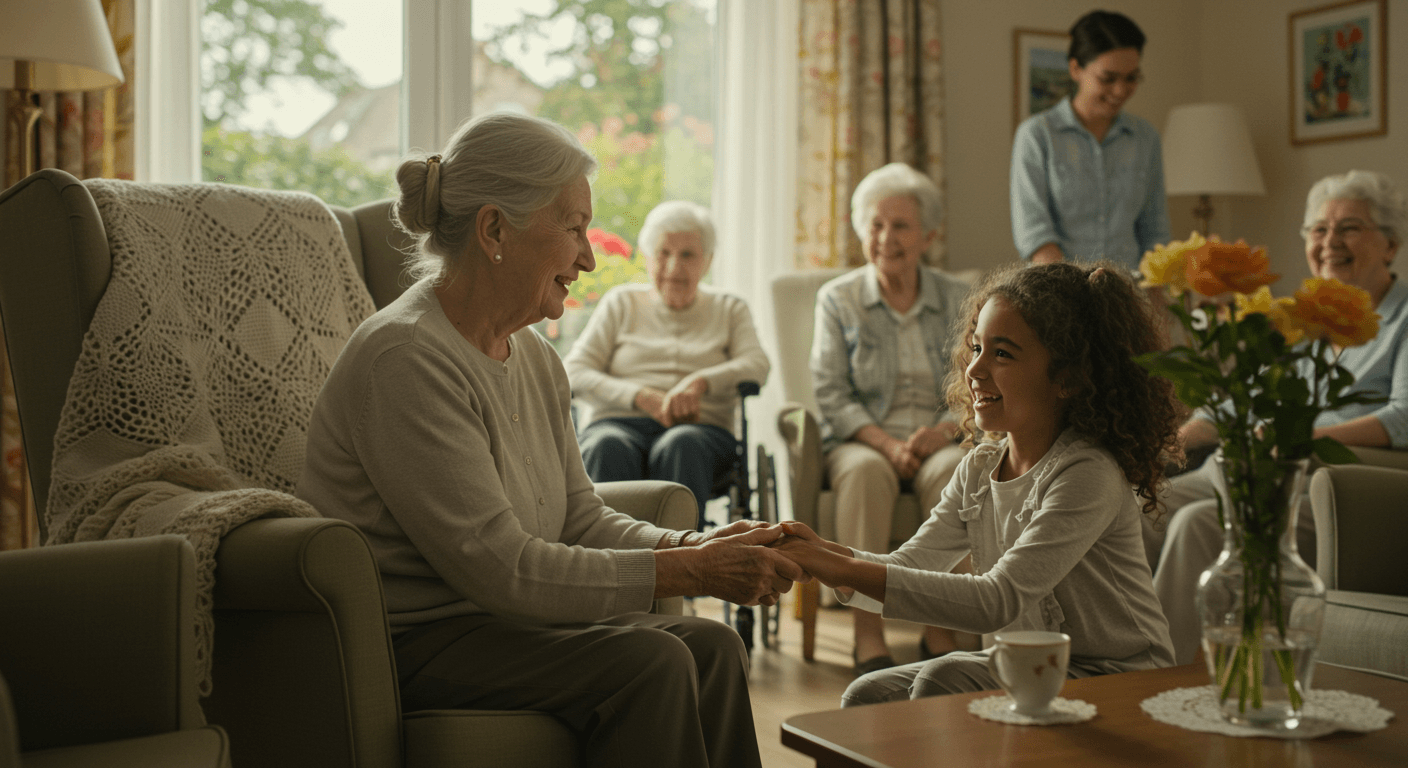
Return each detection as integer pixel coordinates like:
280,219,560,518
1185,239,1279,297
1287,278,1380,347
1139,231,1204,297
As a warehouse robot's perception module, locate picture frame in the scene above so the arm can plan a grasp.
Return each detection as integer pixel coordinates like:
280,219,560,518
1289,0,1387,146
1012,29,1073,129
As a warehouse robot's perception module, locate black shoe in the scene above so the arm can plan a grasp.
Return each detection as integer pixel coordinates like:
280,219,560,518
853,650,896,677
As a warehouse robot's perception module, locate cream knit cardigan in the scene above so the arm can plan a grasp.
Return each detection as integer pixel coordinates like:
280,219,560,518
44,179,376,694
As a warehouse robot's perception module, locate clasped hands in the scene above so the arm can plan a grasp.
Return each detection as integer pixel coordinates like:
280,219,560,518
884,421,961,480
635,377,708,428
660,519,855,607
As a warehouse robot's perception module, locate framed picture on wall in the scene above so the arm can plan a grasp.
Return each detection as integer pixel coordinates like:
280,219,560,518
1013,29,1073,129
1289,0,1387,145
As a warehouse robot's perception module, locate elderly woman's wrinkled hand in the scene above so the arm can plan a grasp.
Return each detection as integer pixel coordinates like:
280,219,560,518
661,377,707,425
885,440,921,480
769,522,854,589
905,421,959,460
634,386,675,427
694,525,808,607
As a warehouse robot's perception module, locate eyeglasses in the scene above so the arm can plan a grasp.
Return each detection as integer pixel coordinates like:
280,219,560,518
1301,221,1387,241
1094,71,1144,86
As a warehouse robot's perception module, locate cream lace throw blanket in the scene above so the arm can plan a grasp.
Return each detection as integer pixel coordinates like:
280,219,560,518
45,179,377,695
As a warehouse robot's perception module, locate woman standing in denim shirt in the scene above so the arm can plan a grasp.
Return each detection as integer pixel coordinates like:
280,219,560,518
1009,10,1170,272
811,162,975,674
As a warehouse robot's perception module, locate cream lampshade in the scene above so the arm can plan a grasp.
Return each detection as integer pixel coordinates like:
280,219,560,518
1162,103,1265,236
1,0,125,178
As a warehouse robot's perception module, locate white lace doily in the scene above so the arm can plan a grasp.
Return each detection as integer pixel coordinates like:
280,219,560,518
1140,686,1394,739
968,695,1097,725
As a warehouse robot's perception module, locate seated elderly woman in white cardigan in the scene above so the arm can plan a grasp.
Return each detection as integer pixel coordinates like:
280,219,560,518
564,201,771,530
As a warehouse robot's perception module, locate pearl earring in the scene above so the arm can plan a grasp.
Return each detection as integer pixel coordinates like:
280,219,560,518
492,253,502,263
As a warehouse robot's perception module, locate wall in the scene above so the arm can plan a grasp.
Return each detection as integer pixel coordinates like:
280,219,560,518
941,0,1204,273
1198,0,1408,281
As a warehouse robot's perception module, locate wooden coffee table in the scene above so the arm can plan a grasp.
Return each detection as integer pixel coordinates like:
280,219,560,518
782,663,1406,767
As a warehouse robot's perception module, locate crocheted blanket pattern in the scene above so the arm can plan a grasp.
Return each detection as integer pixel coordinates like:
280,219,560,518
45,179,377,695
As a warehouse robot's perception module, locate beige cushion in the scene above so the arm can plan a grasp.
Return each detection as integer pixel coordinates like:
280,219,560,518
1317,591,1408,681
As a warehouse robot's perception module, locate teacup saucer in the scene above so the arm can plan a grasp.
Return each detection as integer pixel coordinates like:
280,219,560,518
968,694,1097,725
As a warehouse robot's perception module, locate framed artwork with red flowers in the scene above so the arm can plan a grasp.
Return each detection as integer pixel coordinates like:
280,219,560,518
1289,0,1387,146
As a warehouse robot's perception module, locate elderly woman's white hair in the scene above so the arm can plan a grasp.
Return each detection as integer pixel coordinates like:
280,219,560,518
393,112,598,281
637,200,716,261
1303,169,1407,249
850,162,943,241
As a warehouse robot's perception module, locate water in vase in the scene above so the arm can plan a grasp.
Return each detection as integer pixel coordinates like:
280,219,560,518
1202,625,1318,729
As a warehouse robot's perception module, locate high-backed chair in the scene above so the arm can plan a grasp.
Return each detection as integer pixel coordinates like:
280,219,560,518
1308,462,1408,681
0,535,231,768
771,266,979,660
0,169,695,768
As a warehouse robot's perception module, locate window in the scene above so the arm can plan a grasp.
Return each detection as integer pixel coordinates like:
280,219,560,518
469,0,719,354
199,0,404,209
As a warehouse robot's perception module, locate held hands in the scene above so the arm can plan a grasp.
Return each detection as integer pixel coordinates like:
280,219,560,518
769,522,854,590
658,523,808,607
884,440,921,480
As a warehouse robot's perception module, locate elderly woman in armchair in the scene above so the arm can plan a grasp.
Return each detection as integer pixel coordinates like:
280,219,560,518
1149,169,1408,664
297,113,801,768
812,162,977,675
564,200,770,531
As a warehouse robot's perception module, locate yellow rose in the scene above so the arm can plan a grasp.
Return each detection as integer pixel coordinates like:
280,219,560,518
1186,239,1280,297
1139,231,1204,296
1235,286,1304,345
1287,278,1380,347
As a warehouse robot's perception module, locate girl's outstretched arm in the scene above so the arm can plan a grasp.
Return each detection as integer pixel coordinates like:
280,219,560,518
774,522,888,603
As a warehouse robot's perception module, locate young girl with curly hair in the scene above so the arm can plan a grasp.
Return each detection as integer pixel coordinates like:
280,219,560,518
775,262,1181,705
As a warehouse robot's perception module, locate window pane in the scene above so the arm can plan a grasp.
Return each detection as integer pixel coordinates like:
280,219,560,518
472,0,718,355
199,0,403,209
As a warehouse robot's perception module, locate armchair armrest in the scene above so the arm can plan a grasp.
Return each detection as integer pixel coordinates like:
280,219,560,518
596,480,694,616
1309,464,1408,596
0,536,203,751
1350,446,1408,471
777,403,824,530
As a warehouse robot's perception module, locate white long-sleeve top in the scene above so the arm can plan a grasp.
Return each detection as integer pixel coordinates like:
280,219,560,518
842,430,1175,674
563,284,770,430
297,280,670,631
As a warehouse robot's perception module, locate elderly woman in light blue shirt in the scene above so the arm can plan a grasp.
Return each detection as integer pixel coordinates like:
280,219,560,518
812,162,973,675
1150,169,1408,664
1010,10,1170,271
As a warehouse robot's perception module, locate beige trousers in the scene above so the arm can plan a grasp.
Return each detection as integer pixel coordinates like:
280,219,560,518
826,441,967,553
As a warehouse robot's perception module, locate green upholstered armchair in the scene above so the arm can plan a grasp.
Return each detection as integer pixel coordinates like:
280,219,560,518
0,169,694,768
0,535,231,768
1308,462,1408,682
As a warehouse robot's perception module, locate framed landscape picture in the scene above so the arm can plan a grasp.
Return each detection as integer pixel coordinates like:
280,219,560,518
1013,29,1073,128
1289,0,1387,145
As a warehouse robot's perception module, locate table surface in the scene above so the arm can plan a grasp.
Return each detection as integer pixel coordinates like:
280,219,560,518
781,663,1406,768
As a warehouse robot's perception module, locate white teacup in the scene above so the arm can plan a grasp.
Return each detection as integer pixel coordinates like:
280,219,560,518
986,631,1071,717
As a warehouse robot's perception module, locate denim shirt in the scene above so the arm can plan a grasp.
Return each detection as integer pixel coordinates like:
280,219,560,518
1010,97,1171,272
810,264,971,451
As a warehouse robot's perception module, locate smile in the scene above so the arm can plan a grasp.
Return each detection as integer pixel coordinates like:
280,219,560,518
973,393,1002,408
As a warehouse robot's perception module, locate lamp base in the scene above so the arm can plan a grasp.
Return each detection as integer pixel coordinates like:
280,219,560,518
8,61,42,179
1192,194,1214,238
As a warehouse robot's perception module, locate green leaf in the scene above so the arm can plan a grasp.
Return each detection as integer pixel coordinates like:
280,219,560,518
1312,437,1361,465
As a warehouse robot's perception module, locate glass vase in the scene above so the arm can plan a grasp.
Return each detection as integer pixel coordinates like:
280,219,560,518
1197,456,1326,730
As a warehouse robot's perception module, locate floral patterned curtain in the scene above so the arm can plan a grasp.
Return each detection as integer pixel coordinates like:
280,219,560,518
0,0,134,550
795,0,945,270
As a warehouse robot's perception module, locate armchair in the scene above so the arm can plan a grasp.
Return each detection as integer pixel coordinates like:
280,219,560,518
0,535,231,768
1308,463,1408,681
0,169,694,768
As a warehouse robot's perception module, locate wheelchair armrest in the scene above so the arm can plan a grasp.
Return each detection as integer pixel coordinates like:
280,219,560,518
777,403,824,529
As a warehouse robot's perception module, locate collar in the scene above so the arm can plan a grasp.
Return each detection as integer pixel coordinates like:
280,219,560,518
1377,274,1407,323
860,264,945,313
1052,96,1135,140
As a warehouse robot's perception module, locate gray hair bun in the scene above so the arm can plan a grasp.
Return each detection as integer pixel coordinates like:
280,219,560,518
394,154,443,235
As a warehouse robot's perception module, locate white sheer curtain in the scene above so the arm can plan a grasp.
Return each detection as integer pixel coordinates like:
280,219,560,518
133,0,200,182
712,0,799,520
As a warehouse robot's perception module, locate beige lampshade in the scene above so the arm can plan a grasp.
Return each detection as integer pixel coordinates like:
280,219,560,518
1162,103,1265,197
0,0,124,91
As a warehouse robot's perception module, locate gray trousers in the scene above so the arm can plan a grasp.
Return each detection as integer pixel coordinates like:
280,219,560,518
842,651,1098,706
393,612,760,768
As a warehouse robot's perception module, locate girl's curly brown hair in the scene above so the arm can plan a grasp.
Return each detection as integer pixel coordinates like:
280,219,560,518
942,262,1182,520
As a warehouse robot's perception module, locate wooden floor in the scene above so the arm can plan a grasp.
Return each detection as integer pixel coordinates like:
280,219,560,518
689,593,931,768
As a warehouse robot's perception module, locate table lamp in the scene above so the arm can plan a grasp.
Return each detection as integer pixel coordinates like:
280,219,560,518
1,0,125,180
1162,103,1265,236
